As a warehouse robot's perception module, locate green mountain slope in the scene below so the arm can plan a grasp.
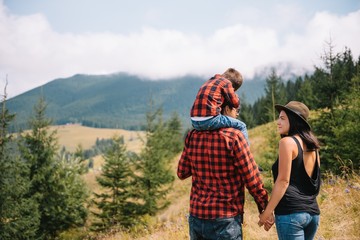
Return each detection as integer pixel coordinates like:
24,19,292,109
7,73,265,131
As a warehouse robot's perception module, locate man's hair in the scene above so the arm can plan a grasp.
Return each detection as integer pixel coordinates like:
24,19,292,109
220,100,231,115
222,68,243,91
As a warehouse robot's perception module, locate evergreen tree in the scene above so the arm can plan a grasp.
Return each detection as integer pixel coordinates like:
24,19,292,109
92,136,140,231
164,111,183,155
0,82,40,239
252,97,267,126
296,74,316,108
19,96,88,239
285,77,298,102
263,69,287,122
313,71,360,174
332,74,360,173
332,47,356,102
239,100,256,129
311,41,356,109
311,47,360,174
136,109,176,216
260,123,280,171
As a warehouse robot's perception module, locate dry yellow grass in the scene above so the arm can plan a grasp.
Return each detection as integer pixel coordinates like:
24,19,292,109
316,174,360,239
53,124,146,199
56,124,360,240
52,124,145,153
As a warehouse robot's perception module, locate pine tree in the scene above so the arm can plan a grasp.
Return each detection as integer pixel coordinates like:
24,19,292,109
260,123,280,172
0,81,40,239
332,74,360,173
135,109,176,216
296,74,316,108
239,100,256,129
252,97,267,125
92,136,141,231
19,96,88,239
311,47,360,174
313,70,360,174
164,112,183,156
263,69,286,122
311,41,356,109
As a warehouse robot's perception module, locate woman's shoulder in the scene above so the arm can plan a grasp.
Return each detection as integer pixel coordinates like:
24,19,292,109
279,136,298,149
279,136,296,143
279,136,300,159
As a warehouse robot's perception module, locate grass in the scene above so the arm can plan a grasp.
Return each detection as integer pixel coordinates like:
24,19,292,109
55,124,360,240
52,124,145,153
316,173,360,239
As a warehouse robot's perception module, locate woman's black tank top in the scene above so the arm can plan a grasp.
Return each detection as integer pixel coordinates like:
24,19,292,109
272,136,321,215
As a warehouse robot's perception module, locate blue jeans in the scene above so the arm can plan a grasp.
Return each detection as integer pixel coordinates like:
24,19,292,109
191,115,249,144
188,214,243,240
275,213,320,240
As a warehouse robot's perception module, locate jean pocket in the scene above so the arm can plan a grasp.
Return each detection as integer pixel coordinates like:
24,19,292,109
212,217,242,240
290,212,309,226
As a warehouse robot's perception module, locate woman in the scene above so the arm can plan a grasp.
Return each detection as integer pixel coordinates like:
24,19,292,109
258,101,321,240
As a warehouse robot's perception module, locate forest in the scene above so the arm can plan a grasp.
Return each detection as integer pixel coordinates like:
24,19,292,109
0,44,359,239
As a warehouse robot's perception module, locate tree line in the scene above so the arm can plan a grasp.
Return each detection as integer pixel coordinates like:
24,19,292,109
240,43,360,174
0,87,183,239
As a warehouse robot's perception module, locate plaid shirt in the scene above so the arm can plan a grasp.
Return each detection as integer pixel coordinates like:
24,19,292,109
177,128,268,219
190,74,240,117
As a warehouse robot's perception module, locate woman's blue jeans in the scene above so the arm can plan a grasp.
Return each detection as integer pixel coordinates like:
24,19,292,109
275,213,320,240
188,214,243,240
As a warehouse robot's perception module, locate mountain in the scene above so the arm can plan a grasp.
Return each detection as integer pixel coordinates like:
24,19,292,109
7,73,265,131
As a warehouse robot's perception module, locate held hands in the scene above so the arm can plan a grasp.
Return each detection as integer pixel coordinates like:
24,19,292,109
258,210,275,231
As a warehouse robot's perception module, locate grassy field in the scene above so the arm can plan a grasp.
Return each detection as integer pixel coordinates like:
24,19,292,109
52,124,145,153
56,124,360,240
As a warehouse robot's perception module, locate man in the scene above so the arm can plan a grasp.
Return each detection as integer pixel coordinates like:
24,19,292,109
177,102,269,240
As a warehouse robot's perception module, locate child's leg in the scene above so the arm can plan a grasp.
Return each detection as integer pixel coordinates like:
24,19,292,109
191,115,225,131
209,115,250,144
191,118,216,130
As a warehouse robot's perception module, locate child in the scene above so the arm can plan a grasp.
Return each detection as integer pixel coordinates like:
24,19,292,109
190,68,249,144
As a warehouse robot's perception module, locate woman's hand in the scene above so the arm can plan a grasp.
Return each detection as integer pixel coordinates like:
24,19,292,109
258,210,275,231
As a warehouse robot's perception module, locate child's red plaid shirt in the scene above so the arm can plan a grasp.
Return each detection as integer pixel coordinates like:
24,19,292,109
190,74,240,117
177,128,268,219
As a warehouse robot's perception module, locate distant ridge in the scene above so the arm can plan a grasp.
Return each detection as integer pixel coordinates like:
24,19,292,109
7,73,265,131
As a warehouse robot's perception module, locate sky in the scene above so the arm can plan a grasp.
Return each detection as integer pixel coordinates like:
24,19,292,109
1,0,360,98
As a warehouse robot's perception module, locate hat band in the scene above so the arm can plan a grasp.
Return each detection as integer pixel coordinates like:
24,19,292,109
287,108,308,122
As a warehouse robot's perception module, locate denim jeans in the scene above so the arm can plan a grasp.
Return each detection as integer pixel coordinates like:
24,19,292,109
191,114,249,144
275,213,320,240
188,214,243,240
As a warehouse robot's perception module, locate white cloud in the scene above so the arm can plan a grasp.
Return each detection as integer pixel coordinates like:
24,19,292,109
1,2,360,98
280,10,360,69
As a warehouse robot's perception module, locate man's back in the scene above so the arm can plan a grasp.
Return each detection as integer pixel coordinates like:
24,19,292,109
177,128,268,219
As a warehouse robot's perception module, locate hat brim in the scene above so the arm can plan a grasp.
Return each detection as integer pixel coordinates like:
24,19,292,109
275,104,311,129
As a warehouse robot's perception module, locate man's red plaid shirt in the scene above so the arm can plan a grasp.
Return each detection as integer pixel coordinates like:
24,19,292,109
190,74,240,117
177,128,268,219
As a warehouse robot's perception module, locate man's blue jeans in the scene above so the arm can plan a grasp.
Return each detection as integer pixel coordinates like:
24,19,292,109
191,114,249,144
188,214,243,240
275,213,320,240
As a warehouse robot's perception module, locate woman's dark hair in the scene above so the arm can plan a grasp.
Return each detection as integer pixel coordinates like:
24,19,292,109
281,109,320,151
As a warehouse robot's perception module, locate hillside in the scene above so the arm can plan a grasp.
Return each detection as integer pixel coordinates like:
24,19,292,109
55,124,360,240
49,124,145,153
6,73,265,131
